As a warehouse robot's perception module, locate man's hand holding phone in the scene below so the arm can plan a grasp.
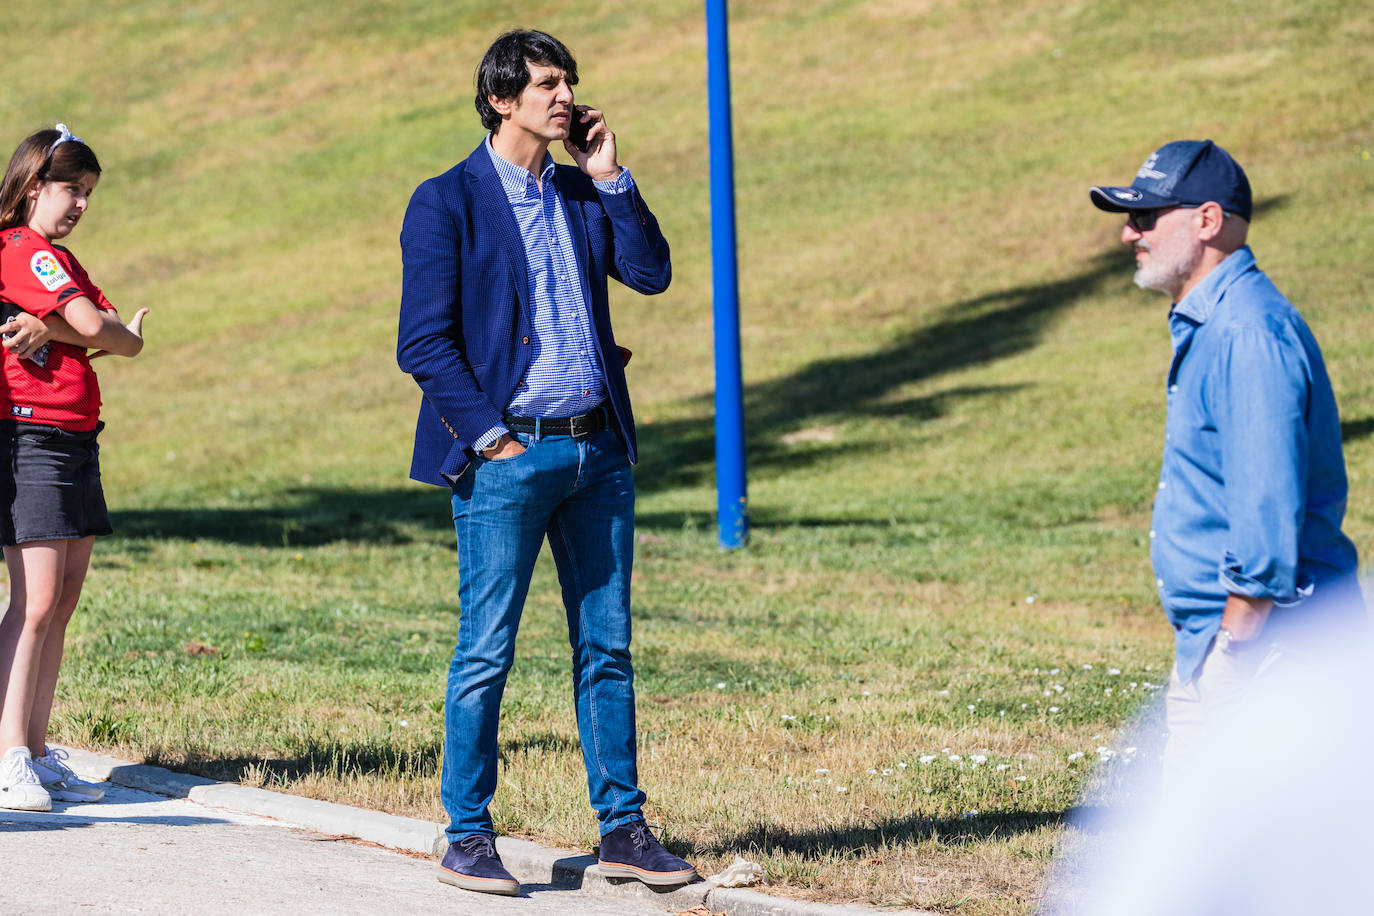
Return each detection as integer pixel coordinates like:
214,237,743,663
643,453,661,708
564,105,620,182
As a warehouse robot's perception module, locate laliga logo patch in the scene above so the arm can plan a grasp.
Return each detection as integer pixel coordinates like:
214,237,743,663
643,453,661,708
30,251,70,292
1112,189,1144,201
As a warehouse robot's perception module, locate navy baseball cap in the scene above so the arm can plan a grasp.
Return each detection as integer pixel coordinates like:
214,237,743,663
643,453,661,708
1090,140,1252,222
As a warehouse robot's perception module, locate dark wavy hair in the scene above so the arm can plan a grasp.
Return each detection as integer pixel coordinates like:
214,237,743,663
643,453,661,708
474,29,578,132
0,128,102,230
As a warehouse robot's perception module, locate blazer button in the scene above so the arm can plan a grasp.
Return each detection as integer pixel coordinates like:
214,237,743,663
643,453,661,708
522,336,530,344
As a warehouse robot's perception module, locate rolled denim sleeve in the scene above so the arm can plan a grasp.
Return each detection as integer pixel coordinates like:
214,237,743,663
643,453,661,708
1211,323,1309,603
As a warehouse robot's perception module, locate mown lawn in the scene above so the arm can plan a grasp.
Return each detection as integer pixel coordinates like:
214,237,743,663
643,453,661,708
4,0,1371,911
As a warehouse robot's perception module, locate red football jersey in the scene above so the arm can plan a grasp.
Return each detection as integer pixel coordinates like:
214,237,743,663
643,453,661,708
0,226,113,430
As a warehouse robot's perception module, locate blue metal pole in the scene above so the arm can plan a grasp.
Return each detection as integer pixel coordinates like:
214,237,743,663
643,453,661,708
705,0,748,549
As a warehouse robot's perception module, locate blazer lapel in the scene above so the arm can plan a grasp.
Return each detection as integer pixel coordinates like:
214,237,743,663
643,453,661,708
466,144,529,317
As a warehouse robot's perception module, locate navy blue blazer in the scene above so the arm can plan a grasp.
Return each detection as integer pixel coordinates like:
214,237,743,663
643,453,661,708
397,141,671,487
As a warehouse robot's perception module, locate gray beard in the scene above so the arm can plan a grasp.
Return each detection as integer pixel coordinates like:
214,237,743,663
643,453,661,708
1132,235,1199,297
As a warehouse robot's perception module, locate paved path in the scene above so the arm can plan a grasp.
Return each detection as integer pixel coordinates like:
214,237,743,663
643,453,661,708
0,784,674,915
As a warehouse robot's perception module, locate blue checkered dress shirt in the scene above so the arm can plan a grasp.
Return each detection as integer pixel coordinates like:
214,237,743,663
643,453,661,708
474,138,634,450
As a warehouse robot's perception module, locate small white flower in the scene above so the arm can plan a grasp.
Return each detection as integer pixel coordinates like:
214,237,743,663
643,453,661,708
815,768,830,774
881,768,894,775
837,786,848,793
997,763,1011,771
971,755,987,764
1025,595,1037,604
867,769,878,775
948,754,962,762
898,762,908,769
1108,668,1121,675
1014,775,1027,782
1050,668,1060,675
967,704,976,711
919,755,936,764
781,714,797,721
861,690,871,696
1082,664,1093,670
398,720,409,727
1049,706,1060,713
715,682,726,689
937,689,951,696
999,710,1006,716
1068,751,1084,760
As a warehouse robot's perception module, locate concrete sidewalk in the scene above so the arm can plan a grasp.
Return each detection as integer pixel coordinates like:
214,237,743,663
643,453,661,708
0,749,912,916
0,783,660,915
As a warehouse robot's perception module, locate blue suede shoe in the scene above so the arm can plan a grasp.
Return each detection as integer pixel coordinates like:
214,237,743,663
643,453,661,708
597,819,698,886
437,833,520,896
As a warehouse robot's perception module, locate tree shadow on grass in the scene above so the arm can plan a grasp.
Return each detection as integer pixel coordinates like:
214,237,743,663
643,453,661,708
110,486,452,548
634,248,1125,497
704,809,1066,859
1341,416,1374,445
634,195,1293,500
152,740,444,785
150,731,578,787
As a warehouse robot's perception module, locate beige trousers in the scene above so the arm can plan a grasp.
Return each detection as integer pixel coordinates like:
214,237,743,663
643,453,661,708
1160,637,1283,793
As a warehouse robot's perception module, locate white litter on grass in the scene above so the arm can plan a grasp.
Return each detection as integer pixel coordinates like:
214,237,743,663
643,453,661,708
707,855,767,888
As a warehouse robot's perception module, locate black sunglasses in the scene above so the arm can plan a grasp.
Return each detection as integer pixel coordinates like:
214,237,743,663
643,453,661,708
1125,204,1200,233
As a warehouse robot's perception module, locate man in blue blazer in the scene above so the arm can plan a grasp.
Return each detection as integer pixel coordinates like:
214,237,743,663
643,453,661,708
397,30,695,897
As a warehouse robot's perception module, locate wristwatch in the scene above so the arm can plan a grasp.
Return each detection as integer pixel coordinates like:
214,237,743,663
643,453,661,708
1215,627,1248,655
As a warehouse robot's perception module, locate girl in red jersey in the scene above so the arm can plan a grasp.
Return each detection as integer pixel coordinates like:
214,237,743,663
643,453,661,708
0,125,148,810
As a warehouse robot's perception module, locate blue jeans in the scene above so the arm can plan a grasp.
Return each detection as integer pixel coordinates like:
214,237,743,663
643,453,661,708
442,426,645,842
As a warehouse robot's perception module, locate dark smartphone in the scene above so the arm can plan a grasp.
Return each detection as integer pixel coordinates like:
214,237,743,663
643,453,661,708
1,302,48,367
568,107,591,152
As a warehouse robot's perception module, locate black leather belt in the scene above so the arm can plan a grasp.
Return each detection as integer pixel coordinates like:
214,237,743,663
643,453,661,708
503,406,609,438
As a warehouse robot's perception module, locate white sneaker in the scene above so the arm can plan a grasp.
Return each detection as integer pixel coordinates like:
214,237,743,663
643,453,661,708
0,746,53,811
32,746,105,802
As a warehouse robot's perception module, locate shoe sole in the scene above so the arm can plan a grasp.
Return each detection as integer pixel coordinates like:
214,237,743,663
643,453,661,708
597,861,698,886
0,791,52,812
437,865,520,896
45,784,105,802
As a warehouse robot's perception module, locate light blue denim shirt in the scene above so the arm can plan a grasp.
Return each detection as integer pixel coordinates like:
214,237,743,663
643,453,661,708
473,138,634,450
1151,246,1360,682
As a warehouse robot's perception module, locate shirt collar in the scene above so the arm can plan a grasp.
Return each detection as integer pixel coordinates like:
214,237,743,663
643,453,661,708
1171,245,1257,326
484,135,556,201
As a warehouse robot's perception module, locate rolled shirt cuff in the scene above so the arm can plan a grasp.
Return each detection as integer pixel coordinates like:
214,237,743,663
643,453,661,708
472,425,509,453
593,168,633,195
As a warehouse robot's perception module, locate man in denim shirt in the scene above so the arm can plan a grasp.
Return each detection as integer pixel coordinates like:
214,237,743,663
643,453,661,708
1090,140,1364,784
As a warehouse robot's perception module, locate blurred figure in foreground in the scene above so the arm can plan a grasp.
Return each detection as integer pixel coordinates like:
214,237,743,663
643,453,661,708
1046,607,1374,914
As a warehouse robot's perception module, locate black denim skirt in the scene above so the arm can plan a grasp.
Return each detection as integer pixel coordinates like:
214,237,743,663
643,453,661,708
0,420,113,546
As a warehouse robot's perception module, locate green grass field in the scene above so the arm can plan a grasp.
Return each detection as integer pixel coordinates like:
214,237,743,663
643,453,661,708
4,1,1372,911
